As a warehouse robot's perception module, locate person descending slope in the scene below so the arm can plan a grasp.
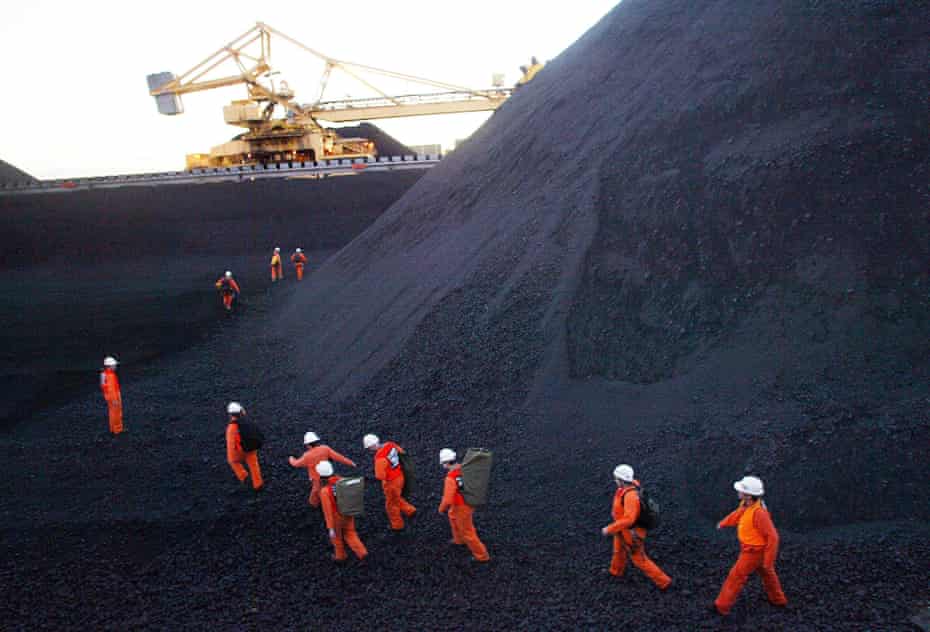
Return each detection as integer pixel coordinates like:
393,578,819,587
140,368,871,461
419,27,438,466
363,434,416,531
318,460,368,563
600,464,671,590
291,248,308,281
438,448,490,563
215,271,241,311
270,247,283,282
99,356,123,435
288,431,357,507
714,475,788,615
225,402,264,492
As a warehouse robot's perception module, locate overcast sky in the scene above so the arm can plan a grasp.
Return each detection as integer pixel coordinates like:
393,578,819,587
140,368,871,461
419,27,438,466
1,1,618,179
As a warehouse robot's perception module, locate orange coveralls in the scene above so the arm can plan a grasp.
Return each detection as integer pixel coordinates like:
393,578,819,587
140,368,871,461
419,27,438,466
226,420,264,490
291,252,308,280
270,252,283,281
714,500,788,615
215,276,241,310
604,483,671,589
374,441,416,530
289,445,357,507
439,466,490,562
321,475,368,561
99,367,123,435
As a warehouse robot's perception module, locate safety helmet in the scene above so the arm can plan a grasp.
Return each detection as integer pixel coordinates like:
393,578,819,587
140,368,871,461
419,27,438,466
439,448,456,464
227,401,244,415
103,356,118,367
613,464,634,483
315,460,334,477
734,475,764,496
225,271,232,278
296,248,302,253
274,247,280,252
362,434,379,449
304,431,320,445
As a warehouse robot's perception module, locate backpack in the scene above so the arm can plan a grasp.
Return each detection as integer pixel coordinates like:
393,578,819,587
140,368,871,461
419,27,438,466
459,448,493,507
398,450,415,498
333,476,365,517
634,486,660,530
236,420,264,452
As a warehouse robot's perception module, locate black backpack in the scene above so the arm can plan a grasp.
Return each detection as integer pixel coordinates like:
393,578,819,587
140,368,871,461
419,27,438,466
236,420,265,451
634,486,660,530
398,450,415,498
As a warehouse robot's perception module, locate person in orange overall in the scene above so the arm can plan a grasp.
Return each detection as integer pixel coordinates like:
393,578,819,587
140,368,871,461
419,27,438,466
600,464,672,590
363,433,416,531
270,247,283,281
317,460,368,562
438,448,490,563
291,248,308,281
99,356,123,435
215,270,241,311
225,402,264,491
714,475,787,615
288,431,357,507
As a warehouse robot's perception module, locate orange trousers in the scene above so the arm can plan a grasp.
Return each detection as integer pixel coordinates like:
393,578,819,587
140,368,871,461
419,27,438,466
107,399,123,435
448,505,489,561
715,546,787,615
308,478,322,508
331,518,368,561
271,265,283,281
222,293,235,310
230,451,264,489
610,533,671,589
295,263,305,280
382,477,416,530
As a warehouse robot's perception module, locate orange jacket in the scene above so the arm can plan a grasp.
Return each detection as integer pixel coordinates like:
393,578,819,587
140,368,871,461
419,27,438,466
99,368,121,402
270,253,282,267
438,466,466,512
374,441,404,481
289,445,356,481
215,277,241,293
226,421,246,463
604,481,646,537
291,252,308,265
320,475,346,529
719,499,780,567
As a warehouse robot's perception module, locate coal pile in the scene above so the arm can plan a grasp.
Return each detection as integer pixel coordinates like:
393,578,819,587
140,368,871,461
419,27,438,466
333,122,415,156
0,159,35,185
2,1,929,630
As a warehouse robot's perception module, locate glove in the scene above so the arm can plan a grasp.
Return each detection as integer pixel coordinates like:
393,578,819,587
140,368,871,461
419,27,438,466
601,526,610,536
328,529,336,539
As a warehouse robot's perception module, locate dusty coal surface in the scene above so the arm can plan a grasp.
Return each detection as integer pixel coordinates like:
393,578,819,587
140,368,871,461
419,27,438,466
0,159,35,185
2,1,930,630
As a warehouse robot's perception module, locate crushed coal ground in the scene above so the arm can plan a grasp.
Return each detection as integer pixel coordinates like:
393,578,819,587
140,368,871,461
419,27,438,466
0,159,35,185
1,0,929,630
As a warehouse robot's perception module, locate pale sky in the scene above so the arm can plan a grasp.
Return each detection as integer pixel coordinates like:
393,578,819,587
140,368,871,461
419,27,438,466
1,1,618,179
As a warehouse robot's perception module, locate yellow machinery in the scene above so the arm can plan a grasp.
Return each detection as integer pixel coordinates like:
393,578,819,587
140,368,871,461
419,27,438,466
148,23,514,170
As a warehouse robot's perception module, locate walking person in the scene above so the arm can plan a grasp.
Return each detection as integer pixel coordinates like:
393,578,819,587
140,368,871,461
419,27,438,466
214,270,241,311
291,248,308,281
363,434,416,531
270,247,283,281
99,356,123,435
288,431,357,507
318,460,368,562
438,448,490,563
225,402,264,491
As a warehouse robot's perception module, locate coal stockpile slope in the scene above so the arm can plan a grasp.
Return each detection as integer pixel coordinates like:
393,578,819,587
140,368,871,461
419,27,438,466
334,122,415,156
0,159,35,185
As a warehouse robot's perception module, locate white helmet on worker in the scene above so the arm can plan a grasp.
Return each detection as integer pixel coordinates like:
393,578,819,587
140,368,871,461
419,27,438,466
315,460,334,477
296,248,302,253
103,356,118,367
227,401,244,415
274,247,280,252
225,271,232,278
304,431,320,445
734,475,764,496
363,434,379,450
613,464,635,483
439,448,456,464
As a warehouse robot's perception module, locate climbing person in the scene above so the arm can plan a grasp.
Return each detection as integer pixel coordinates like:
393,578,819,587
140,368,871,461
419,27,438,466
713,475,787,615
99,356,123,435
600,464,672,590
288,431,357,508
318,460,369,562
225,402,264,492
291,248,308,281
270,247,283,281
363,434,416,531
214,270,241,311
438,448,490,563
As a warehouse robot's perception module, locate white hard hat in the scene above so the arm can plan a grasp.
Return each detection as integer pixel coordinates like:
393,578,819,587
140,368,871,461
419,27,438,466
225,271,232,278
613,464,634,483
296,248,302,253
304,431,320,444
103,356,118,367
734,476,764,496
439,448,456,464
315,460,334,477
227,402,244,415
274,247,280,252
363,434,379,449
